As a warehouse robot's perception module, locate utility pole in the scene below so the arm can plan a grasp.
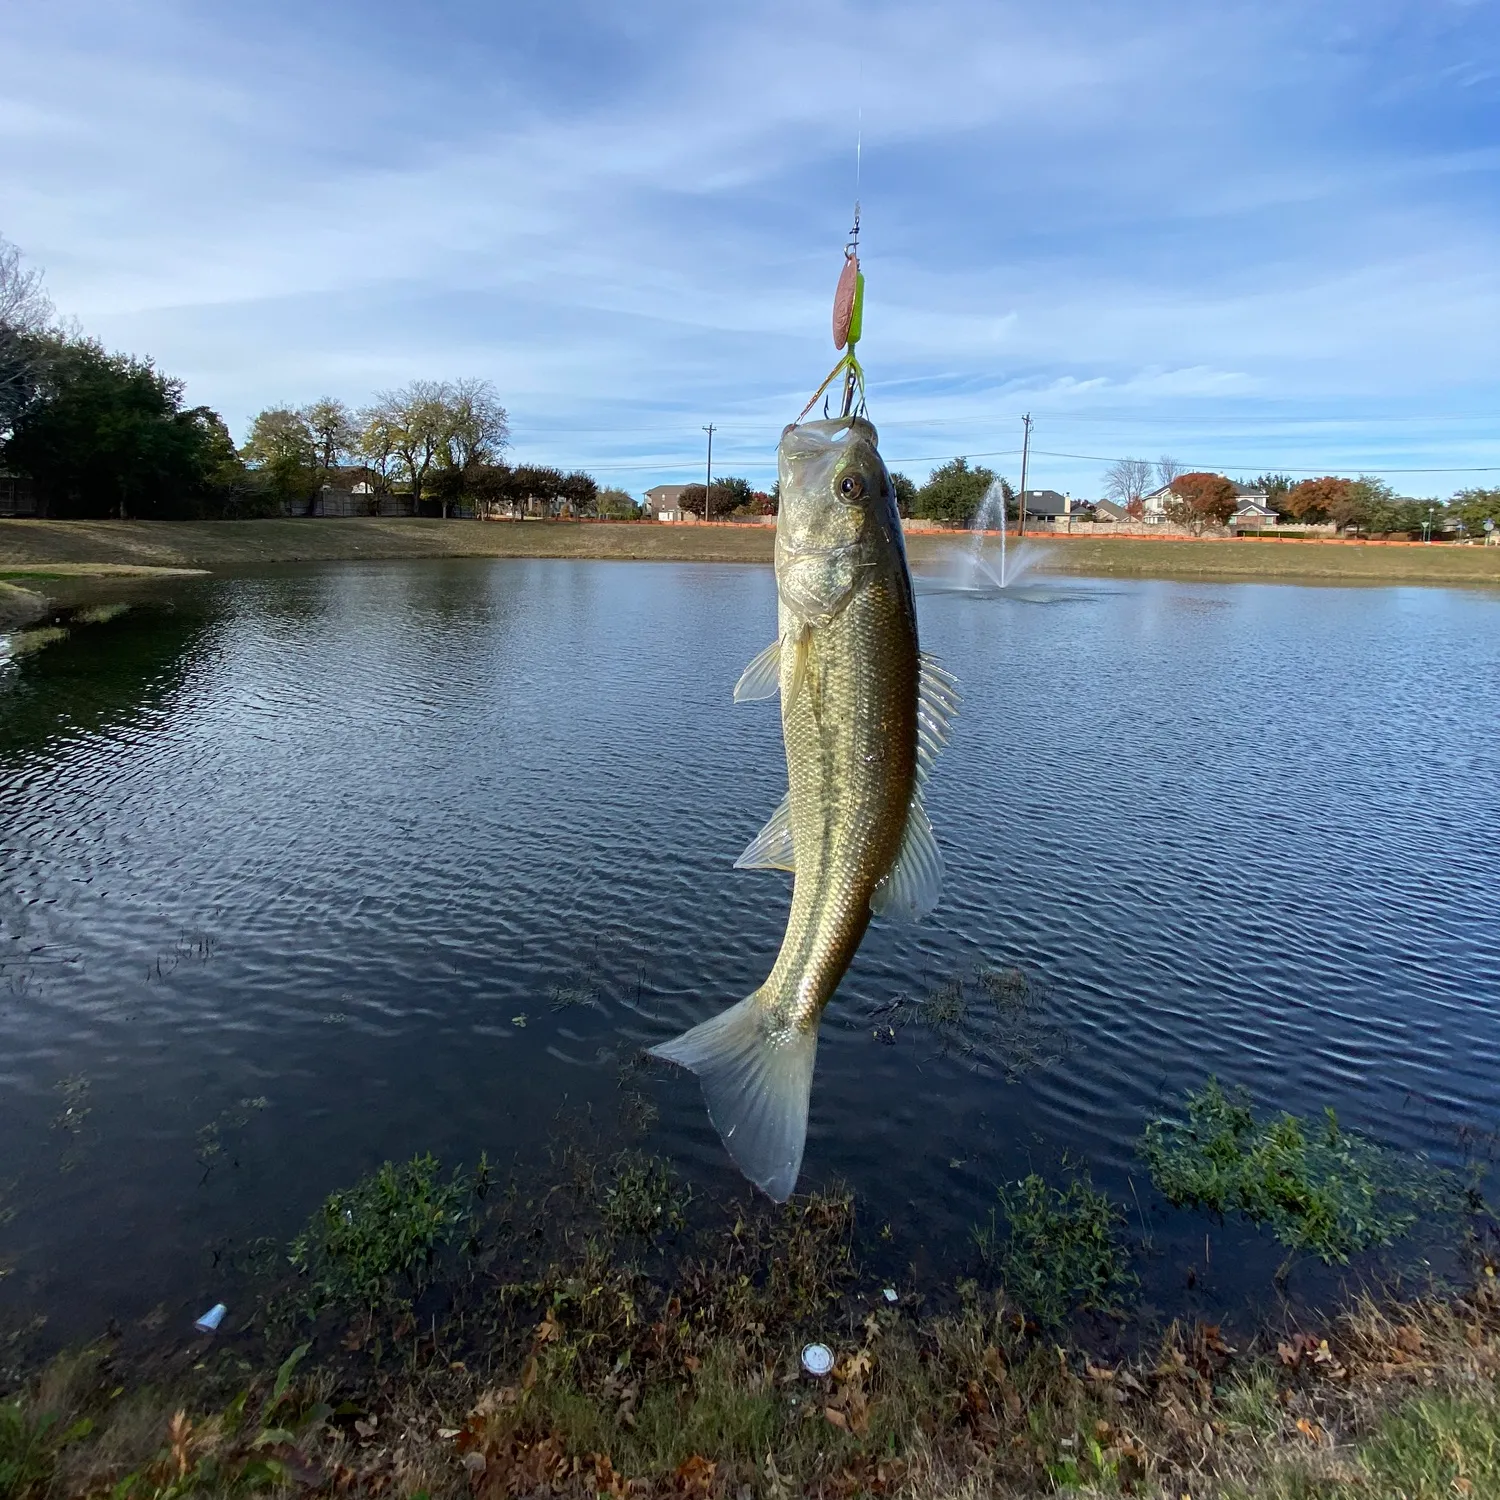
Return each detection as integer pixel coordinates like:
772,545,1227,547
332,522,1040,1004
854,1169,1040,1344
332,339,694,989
1016,413,1032,537
702,424,715,523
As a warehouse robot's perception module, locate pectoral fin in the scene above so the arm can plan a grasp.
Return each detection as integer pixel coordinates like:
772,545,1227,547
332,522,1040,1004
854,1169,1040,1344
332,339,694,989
734,790,795,871
733,639,782,702
871,797,943,922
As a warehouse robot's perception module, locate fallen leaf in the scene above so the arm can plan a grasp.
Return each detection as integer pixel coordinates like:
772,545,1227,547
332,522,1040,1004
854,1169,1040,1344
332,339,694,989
1296,1417,1322,1443
824,1405,848,1429
461,1450,486,1474
674,1453,717,1496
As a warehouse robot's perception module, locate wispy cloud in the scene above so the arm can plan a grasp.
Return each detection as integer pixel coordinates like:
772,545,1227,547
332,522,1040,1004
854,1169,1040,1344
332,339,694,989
2,0,1496,494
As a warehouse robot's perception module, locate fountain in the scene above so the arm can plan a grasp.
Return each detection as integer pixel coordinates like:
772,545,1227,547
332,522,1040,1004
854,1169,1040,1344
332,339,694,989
918,479,1055,597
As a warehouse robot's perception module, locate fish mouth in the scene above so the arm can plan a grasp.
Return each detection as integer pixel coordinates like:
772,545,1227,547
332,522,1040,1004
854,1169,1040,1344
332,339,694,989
779,415,880,459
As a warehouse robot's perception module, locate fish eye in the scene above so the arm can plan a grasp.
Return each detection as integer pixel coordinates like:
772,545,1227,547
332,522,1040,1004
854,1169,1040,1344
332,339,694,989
838,474,865,501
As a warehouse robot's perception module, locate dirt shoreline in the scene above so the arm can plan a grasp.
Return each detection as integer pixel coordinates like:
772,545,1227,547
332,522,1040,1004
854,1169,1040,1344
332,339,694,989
3,517,1499,590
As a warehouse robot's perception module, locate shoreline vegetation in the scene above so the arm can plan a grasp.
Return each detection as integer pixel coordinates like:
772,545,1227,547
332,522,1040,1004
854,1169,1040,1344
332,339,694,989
3,1078,1498,1498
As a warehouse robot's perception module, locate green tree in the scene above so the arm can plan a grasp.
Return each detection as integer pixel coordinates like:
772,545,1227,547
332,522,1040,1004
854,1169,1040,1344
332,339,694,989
241,405,316,511
511,464,567,516
3,333,240,518
1246,473,1294,512
1332,476,1396,534
1452,487,1500,538
558,470,598,517
914,457,996,525
680,476,753,519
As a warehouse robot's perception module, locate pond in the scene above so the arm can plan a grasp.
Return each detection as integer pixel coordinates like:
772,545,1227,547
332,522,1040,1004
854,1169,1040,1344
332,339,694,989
2,557,1499,1344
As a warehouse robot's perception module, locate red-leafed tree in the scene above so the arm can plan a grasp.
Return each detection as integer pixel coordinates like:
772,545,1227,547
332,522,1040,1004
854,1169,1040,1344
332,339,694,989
1165,472,1238,530
1283,476,1353,523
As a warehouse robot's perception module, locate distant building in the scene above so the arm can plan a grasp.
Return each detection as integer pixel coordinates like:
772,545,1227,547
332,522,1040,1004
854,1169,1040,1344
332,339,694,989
1143,479,1274,527
1022,489,1092,521
1094,499,1129,523
645,483,693,522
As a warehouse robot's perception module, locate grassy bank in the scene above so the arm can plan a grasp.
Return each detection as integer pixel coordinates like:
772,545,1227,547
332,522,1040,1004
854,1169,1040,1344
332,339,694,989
2,1162,1497,1499
2,1088,1496,1500
3,518,1499,587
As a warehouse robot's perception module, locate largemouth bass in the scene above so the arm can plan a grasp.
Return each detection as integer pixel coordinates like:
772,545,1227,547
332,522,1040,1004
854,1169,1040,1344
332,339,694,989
650,416,958,1200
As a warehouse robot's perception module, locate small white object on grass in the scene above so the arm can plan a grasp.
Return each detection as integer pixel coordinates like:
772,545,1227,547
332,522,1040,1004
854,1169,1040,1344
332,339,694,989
882,1287,898,1303
194,1303,227,1333
800,1342,834,1377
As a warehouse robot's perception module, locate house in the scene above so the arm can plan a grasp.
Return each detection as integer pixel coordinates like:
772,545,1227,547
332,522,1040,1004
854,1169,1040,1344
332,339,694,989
644,483,693,522
1021,489,1092,521
1143,479,1276,527
1094,499,1128,523
1229,492,1278,529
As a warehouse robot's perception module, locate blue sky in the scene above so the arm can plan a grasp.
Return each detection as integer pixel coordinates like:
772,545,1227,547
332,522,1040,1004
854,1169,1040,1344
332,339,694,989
2,0,1497,498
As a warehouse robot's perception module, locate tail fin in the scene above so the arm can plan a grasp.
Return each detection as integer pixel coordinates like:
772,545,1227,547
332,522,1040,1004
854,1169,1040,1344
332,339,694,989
649,992,816,1203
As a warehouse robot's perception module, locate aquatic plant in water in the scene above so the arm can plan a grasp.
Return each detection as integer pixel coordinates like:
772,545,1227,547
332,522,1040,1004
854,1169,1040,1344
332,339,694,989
974,1169,1137,1326
1140,1077,1475,1263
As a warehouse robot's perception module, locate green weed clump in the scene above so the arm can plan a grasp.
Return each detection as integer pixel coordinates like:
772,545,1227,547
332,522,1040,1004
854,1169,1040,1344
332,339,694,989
1141,1077,1472,1263
598,1151,689,1241
974,1169,1137,1325
288,1153,472,1316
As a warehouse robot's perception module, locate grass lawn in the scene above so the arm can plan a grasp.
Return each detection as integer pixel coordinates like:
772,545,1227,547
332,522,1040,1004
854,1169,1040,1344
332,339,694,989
3,517,1498,586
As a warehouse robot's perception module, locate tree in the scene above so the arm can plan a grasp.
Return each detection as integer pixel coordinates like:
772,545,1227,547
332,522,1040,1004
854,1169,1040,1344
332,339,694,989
467,462,513,519
373,381,451,512
1452,486,1500,538
1164,471,1237,532
1103,457,1153,508
1246,473,1294,512
913,457,997,526
511,464,566,516
241,406,316,509
1156,456,1185,488
890,471,917,517
442,377,509,473
595,486,640,519
356,404,401,502
1,235,54,437
1283,476,1353,524
680,476,753,519
301,397,357,491
4,333,242,518
558,470,598,518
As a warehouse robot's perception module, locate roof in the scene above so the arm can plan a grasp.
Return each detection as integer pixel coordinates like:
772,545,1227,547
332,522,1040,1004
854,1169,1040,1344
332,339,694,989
1022,488,1069,516
1094,499,1128,520
645,484,692,504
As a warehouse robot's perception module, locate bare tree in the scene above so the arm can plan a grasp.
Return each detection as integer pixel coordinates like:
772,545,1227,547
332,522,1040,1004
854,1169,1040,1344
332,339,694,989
1103,457,1154,507
0,235,52,333
1,235,54,436
1156,455,1185,488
